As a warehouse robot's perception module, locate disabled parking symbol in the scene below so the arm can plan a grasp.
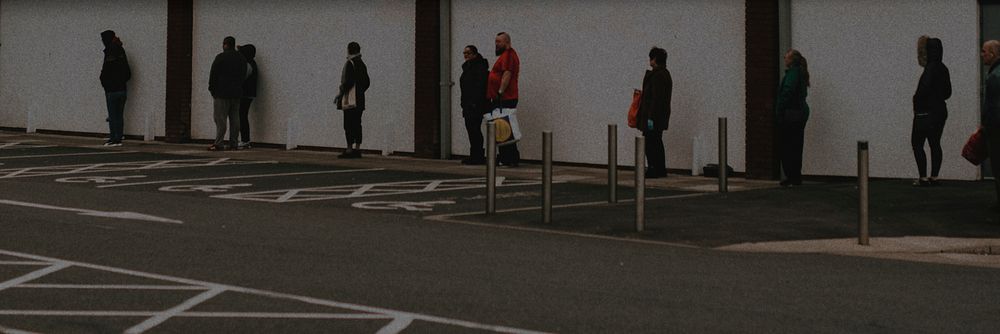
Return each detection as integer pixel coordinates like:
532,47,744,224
351,200,456,212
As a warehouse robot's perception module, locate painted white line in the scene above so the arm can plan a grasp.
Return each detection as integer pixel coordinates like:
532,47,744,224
0,263,70,292
0,249,549,334
15,284,208,290
99,168,385,188
178,312,391,319
377,316,415,334
0,311,155,317
215,177,546,203
0,325,42,334
56,175,147,184
124,287,226,334
0,261,50,266
0,151,136,160
0,199,183,224
0,158,277,179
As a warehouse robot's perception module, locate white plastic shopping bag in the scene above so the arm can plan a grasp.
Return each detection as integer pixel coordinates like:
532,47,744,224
483,107,522,146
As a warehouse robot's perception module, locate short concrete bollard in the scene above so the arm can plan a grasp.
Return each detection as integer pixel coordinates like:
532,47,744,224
635,136,645,232
486,122,496,215
542,131,553,224
858,141,869,246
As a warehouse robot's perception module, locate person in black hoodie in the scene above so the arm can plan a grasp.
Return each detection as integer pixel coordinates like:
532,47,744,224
208,36,248,151
100,30,131,147
237,44,258,149
335,42,370,158
911,36,952,186
460,45,489,165
637,46,673,178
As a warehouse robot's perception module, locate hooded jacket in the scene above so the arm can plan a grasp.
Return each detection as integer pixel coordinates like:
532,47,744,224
100,31,131,93
338,54,370,111
913,38,952,120
460,55,489,117
209,48,248,99
239,44,258,98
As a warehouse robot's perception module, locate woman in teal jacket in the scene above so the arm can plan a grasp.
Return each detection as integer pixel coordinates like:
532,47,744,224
775,49,810,186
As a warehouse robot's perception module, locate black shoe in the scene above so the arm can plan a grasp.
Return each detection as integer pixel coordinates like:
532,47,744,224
912,179,930,187
780,179,792,187
338,150,356,159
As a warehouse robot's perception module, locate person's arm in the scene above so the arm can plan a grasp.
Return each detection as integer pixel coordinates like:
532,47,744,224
499,71,511,96
774,68,799,116
986,74,1000,128
122,53,131,83
209,55,220,94
339,61,355,97
940,66,952,101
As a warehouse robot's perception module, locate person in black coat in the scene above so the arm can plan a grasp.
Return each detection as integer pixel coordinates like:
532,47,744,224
637,47,673,178
911,36,952,186
460,45,489,165
336,42,370,158
208,36,248,151
237,44,258,149
99,30,131,147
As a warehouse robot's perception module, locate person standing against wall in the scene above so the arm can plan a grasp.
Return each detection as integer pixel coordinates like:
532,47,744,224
637,47,672,178
238,44,258,150
981,40,1000,210
488,32,520,167
775,49,811,187
208,36,247,151
100,30,131,147
460,45,489,165
911,36,951,186
335,42,370,158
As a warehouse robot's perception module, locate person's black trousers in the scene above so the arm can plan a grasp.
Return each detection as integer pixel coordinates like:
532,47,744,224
343,108,364,145
463,110,485,161
643,129,666,174
988,127,1000,204
497,100,519,166
239,97,254,143
911,115,946,178
780,120,806,182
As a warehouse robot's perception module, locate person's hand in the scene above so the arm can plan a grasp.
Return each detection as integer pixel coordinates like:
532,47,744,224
647,119,654,131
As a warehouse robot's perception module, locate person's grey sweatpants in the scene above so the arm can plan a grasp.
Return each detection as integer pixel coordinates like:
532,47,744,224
213,98,241,147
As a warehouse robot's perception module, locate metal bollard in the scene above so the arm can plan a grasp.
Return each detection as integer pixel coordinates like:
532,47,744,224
608,124,618,203
487,122,497,215
635,136,646,232
858,141,869,246
543,131,553,224
719,117,728,194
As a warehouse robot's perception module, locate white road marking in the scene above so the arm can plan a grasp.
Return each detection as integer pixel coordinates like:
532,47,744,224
0,142,55,150
0,263,70,292
158,183,252,193
352,200,456,212
124,287,226,334
0,261,50,266
0,158,276,179
55,175,147,183
0,325,42,334
0,151,135,160
15,284,207,290
377,316,415,334
0,249,549,334
215,177,543,203
98,168,384,188
0,199,183,224
0,311,391,319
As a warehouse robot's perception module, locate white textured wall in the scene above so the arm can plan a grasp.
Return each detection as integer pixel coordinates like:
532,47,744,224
0,0,167,137
450,0,746,170
192,0,415,152
791,0,980,179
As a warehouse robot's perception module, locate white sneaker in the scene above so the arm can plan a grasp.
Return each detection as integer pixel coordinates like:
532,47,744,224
104,141,122,147
238,141,251,149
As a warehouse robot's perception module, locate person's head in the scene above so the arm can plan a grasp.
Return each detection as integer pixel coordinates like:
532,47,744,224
238,44,256,60
785,49,810,87
348,42,361,56
648,46,667,68
100,30,116,48
463,45,480,61
495,32,511,56
917,35,929,67
223,36,236,51
982,40,1000,66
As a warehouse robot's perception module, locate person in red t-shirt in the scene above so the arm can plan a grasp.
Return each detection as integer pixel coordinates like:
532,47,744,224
488,32,521,167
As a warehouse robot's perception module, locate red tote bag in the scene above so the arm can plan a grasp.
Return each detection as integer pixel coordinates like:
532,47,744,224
627,89,641,128
962,128,988,165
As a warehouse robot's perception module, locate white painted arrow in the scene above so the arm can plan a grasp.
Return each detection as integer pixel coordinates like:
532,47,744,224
0,199,183,224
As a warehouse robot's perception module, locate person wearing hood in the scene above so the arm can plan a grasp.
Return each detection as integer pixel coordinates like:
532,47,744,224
775,49,810,187
637,46,673,178
459,45,489,165
911,36,952,186
237,44,258,149
99,30,131,147
335,42,370,158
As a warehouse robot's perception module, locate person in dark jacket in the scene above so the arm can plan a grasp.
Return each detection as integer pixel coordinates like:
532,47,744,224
335,42,370,158
637,46,672,178
100,30,131,147
911,36,952,187
208,36,248,151
237,44,258,149
460,45,489,165
981,40,1000,210
775,49,810,187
